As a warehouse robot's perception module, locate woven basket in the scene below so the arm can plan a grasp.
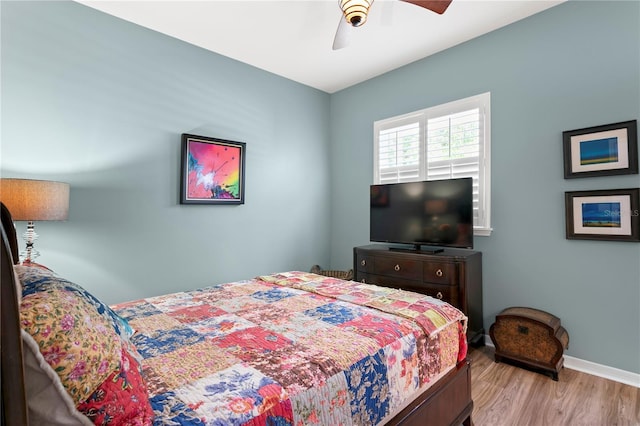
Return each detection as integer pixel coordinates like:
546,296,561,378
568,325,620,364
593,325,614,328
310,265,354,281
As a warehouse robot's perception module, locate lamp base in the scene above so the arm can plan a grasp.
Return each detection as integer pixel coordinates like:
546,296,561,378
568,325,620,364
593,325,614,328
20,221,40,264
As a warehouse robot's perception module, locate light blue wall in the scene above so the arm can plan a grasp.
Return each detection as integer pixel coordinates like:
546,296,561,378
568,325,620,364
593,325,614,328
2,1,639,375
329,1,640,374
1,1,332,303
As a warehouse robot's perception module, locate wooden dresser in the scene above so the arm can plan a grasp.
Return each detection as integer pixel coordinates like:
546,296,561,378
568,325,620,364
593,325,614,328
353,244,484,345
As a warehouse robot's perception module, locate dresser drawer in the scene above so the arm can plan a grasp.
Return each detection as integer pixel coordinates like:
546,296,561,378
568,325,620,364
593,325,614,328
357,273,420,291
421,283,458,307
423,262,457,285
373,257,422,280
357,274,458,307
356,253,374,273
394,281,455,304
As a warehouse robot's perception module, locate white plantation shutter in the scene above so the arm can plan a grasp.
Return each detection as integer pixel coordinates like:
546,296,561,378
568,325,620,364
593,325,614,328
427,108,483,226
373,93,491,234
376,117,422,183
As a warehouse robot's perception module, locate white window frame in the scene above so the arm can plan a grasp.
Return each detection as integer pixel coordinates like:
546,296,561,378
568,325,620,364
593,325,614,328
373,92,492,236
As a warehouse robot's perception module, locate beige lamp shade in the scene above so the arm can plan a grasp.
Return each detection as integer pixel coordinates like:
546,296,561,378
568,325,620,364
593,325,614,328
0,178,70,221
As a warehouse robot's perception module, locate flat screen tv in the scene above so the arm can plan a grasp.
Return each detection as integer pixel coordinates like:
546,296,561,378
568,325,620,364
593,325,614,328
370,178,473,252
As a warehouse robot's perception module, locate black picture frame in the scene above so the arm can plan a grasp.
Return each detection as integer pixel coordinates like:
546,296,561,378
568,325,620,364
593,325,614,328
563,120,638,179
180,134,246,205
565,188,640,242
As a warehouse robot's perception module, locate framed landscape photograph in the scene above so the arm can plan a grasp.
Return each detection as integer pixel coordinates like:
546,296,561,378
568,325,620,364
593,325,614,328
180,134,246,205
563,120,638,179
565,188,640,242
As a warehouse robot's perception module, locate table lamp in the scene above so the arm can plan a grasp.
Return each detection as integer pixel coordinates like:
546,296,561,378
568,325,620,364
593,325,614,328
0,178,70,263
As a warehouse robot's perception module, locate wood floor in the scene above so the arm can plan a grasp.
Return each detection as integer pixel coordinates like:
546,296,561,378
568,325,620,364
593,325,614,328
468,346,640,426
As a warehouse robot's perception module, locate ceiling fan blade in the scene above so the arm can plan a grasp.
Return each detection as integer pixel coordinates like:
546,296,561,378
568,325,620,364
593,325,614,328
400,0,453,15
332,16,352,50
379,0,394,27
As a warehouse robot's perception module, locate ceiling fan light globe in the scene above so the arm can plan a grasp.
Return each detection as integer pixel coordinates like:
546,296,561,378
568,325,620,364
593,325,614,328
339,0,372,27
349,15,363,26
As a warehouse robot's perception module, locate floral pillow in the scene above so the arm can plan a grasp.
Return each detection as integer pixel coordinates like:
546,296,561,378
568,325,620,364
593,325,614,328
17,265,153,425
77,347,154,424
17,265,135,341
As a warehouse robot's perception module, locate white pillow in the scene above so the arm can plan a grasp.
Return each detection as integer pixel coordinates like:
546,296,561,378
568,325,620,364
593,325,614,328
21,330,93,426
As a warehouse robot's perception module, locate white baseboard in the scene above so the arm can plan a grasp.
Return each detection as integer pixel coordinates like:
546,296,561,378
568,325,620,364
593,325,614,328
483,335,640,388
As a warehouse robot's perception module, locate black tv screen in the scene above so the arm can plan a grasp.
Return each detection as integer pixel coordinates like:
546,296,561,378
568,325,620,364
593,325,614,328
370,178,474,250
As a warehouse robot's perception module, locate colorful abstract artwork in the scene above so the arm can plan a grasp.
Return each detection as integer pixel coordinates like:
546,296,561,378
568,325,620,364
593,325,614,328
180,134,246,204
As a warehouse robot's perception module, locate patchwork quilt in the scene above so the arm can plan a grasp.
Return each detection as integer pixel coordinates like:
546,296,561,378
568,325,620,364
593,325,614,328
111,271,468,426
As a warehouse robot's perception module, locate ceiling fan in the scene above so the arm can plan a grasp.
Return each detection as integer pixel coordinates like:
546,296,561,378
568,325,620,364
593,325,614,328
332,0,453,50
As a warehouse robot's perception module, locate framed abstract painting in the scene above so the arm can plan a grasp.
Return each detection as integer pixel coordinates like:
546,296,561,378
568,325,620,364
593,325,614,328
565,188,640,242
563,120,638,179
180,134,246,205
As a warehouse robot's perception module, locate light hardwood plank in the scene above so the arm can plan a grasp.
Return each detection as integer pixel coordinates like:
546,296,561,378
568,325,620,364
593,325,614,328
469,346,640,426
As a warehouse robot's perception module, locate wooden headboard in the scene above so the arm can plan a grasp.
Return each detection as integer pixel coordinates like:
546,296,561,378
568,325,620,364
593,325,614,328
1,202,29,425
0,202,18,263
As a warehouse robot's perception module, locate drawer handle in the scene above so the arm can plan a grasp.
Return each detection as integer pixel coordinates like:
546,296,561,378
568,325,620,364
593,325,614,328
394,264,401,272
436,291,443,299
361,260,366,267
435,269,443,277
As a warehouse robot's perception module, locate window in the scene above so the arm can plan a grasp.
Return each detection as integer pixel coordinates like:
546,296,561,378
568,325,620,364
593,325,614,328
373,92,491,235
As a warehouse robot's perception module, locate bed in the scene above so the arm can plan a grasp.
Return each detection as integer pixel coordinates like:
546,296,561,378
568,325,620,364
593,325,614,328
0,202,473,426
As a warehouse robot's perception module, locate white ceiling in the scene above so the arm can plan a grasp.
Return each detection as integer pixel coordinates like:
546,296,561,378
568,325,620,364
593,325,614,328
77,0,566,93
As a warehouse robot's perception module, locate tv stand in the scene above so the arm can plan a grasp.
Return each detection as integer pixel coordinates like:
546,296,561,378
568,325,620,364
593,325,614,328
390,244,444,254
354,244,484,345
